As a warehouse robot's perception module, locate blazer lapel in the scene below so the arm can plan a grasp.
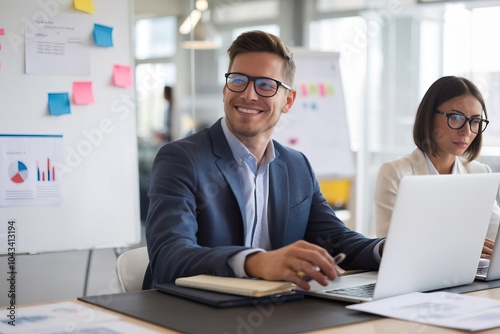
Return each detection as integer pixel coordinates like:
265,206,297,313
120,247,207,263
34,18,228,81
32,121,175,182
210,119,246,219
268,153,289,249
410,148,430,175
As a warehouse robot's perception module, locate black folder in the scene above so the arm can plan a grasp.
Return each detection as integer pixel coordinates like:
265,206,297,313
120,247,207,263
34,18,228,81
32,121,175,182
156,283,303,308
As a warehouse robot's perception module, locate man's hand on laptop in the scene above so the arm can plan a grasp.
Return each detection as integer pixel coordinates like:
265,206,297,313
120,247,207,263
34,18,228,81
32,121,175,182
244,240,344,290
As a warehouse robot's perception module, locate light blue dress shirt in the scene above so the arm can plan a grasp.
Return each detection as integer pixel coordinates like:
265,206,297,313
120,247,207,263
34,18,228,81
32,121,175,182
221,118,274,276
221,118,382,277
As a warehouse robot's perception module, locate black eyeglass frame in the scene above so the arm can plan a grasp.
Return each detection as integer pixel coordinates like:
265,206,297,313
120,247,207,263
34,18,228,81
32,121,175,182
224,72,292,98
434,110,489,134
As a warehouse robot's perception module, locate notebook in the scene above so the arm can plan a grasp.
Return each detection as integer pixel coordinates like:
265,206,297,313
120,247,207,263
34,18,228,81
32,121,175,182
300,173,500,303
156,283,303,308
476,223,500,281
174,274,296,297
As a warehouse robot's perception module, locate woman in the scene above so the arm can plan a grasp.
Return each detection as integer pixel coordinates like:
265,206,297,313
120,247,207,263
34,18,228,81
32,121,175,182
374,76,499,258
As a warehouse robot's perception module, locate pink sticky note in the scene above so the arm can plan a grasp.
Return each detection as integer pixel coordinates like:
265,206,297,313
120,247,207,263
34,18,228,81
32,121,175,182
73,81,94,105
300,84,308,96
0,28,4,36
112,64,132,88
318,83,326,96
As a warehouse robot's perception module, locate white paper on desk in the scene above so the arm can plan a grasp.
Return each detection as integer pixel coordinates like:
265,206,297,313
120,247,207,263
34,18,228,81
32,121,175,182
50,320,163,334
347,291,500,332
0,301,118,333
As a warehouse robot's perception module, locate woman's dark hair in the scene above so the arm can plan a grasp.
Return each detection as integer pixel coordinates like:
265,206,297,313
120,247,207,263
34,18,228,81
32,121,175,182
227,30,295,87
413,76,487,163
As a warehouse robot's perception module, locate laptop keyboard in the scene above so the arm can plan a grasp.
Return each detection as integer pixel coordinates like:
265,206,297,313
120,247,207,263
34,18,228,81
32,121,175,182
325,283,376,298
477,266,489,276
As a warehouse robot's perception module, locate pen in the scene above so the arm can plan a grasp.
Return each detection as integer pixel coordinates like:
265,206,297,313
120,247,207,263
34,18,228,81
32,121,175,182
332,252,346,265
298,252,346,281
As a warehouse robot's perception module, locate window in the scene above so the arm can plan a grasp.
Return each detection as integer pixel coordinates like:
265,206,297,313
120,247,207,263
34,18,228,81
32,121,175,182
309,17,367,151
135,17,177,60
134,16,178,222
134,16,177,139
443,5,500,147
316,0,365,12
135,63,176,138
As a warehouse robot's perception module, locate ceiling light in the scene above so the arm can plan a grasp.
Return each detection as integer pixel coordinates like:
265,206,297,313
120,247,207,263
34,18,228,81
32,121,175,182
195,0,209,11
179,9,202,35
180,19,221,50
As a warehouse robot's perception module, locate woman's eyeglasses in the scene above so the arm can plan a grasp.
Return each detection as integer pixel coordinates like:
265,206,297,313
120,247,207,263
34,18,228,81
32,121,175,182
434,110,489,134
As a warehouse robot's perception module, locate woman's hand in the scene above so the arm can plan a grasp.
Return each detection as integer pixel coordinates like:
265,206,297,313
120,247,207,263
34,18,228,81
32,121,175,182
482,237,495,259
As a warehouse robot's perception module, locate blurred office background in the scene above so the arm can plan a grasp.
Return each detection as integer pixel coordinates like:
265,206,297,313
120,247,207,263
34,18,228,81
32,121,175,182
135,0,500,235
4,0,500,306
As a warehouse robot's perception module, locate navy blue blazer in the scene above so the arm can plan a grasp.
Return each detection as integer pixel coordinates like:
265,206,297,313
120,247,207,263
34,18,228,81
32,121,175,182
144,119,382,288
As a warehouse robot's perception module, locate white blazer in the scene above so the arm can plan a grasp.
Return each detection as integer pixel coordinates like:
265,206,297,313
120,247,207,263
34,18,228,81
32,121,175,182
374,148,500,239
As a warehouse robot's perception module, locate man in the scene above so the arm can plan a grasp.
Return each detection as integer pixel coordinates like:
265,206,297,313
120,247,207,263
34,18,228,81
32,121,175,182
144,30,384,290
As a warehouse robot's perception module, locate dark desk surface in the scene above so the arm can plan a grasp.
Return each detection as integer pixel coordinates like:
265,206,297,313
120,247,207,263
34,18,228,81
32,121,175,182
77,280,500,334
80,290,380,334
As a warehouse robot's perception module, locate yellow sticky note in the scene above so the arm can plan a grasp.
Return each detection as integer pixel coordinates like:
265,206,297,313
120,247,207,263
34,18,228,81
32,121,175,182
74,0,95,14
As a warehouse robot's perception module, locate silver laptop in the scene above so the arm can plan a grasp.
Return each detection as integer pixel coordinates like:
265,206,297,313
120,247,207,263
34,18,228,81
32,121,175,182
476,224,500,281
299,173,500,303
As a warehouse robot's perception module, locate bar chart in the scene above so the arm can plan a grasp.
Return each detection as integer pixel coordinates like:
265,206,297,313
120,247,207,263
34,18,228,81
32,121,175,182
37,158,56,182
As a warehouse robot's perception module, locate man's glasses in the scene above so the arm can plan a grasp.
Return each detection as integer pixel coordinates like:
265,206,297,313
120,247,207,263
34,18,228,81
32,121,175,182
434,110,489,134
225,72,292,98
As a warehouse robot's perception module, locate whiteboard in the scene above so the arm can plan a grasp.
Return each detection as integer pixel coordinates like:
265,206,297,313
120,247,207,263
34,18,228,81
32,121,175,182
273,50,355,179
0,0,140,254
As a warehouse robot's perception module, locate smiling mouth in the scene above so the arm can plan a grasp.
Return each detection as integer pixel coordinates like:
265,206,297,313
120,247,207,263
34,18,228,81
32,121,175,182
238,107,261,114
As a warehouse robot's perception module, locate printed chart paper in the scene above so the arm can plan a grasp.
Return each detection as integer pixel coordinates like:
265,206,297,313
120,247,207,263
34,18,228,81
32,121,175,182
347,291,500,332
0,134,63,207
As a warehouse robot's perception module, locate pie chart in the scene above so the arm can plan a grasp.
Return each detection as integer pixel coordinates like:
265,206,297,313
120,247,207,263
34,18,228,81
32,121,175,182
9,161,28,183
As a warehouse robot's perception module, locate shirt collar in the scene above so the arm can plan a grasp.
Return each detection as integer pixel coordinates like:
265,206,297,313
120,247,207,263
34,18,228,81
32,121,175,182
221,117,275,167
424,153,461,175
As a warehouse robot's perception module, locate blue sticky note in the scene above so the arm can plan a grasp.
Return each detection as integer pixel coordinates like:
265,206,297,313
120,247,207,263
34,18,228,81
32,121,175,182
93,24,113,47
48,93,71,116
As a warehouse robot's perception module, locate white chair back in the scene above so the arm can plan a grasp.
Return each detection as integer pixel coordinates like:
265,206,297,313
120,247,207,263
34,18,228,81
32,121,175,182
116,246,149,292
